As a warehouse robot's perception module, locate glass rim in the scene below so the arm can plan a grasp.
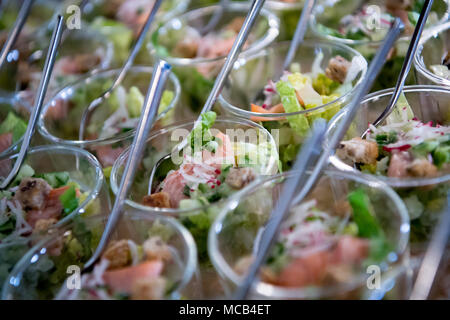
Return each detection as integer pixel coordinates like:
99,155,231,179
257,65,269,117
1,211,198,300
265,0,304,11
414,21,450,87
110,117,280,215
37,65,181,148
327,85,450,188
218,39,368,118
147,2,280,66
0,144,105,246
309,0,450,46
208,169,410,299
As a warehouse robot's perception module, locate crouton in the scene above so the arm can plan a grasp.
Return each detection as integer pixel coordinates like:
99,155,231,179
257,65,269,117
102,240,131,270
33,218,58,233
325,56,351,84
225,167,256,189
14,178,52,211
337,137,379,165
407,158,438,178
143,236,172,262
173,39,199,59
142,192,171,208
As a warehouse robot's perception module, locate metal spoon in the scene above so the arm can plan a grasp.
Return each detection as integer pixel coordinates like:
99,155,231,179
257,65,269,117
147,0,267,194
200,0,230,36
253,0,315,102
0,0,34,70
83,59,172,271
410,191,450,300
361,0,434,138
234,19,405,298
0,15,64,190
78,0,163,141
234,118,327,300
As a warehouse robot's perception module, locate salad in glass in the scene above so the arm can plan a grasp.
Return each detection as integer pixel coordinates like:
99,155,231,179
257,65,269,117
0,145,110,294
111,113,279,262
329,85,450,243
414,21,450,87
148,3,279,115
17,27,113,105
310,0,450,91
209,170,409,299
2,212,197,300
82,0,190,65
38,66,180,169
0,0,62,92
219,40,367,170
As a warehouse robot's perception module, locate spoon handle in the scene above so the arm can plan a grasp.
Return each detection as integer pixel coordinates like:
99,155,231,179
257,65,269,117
281,0,315,72
84,60,172,270
369,0,434,130
234,118,328,300
199,0,266,116
0,0,34,70
292,18,405,206
110,0,164,91
0,15,64,190
78,0,163,141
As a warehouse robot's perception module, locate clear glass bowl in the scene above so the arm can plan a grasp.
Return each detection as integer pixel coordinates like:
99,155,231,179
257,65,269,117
310,0,450,91
208,170,410,299
0,145,110,295
327,85,450,243
38,66,180,167
148,2,280,115
16,26,114,104
414,21,450,87
219,39,367,170
0,0,63,92
110,117,279,268
0,93,31,158
2,210,197,300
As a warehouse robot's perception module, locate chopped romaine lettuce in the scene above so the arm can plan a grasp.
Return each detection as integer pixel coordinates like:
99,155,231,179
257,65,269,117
276,80,310,136
0,112,28,142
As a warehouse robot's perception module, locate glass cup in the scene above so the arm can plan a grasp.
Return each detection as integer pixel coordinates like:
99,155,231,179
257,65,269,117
310,0,450,91
80,0,191,66
16,26,114,105
38,66,181,168
0,0,63,92
219,39,367,170
2,210,197,300
265,0,306,41
0,93,31,157
148,2,280,117
414,21,450,87
0,145,111,294
208,170,410,299
110,117,279,298
327,85,450,245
